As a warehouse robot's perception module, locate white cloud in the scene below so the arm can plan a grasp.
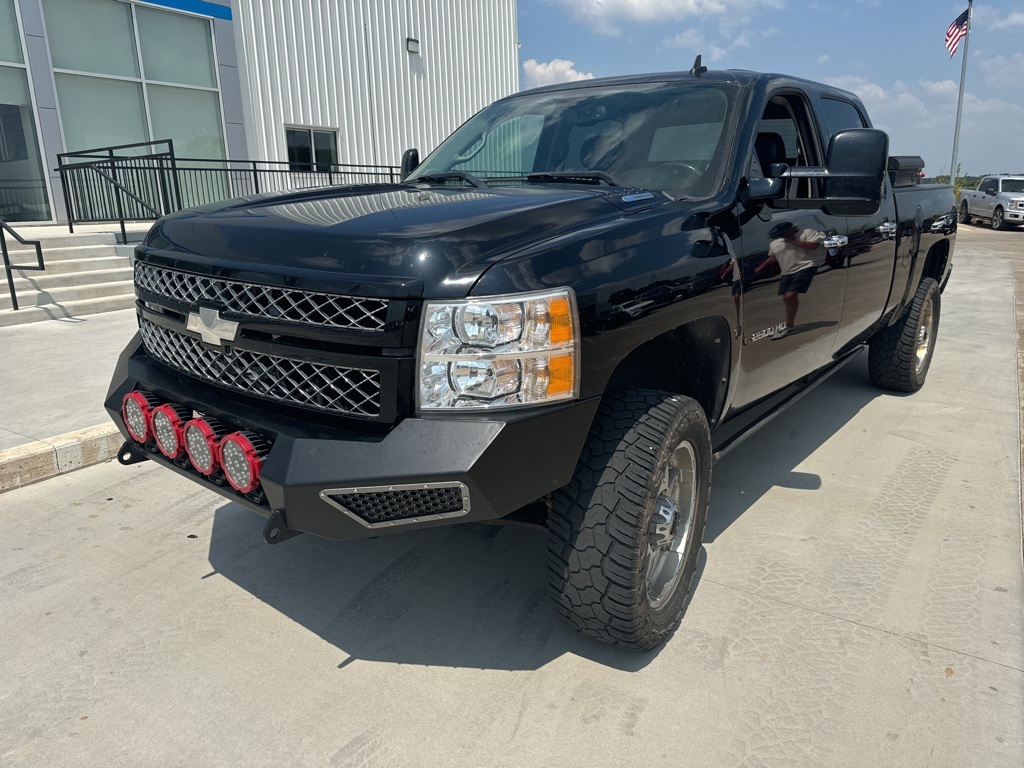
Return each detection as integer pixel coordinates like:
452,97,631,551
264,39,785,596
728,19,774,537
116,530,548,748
816,54,830,64
973,7,1024,30
663,30,729,61
557,0,784,36
521,58,595,90
920,79,957,96
981,53,1024,89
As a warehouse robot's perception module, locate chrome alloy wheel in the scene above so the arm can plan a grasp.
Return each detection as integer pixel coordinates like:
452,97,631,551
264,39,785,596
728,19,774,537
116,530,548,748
915,298,935,375
645,439,698,609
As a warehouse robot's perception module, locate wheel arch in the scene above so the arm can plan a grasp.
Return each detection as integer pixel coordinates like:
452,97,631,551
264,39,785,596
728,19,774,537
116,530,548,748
921,237,951,288
603,316,732,428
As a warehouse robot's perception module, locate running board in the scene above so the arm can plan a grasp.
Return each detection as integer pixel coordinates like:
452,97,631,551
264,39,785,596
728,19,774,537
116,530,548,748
712,347,864,463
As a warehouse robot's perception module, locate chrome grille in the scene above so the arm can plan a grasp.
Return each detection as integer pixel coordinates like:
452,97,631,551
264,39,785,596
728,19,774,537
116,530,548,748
135,262,388,332
139,318,381,417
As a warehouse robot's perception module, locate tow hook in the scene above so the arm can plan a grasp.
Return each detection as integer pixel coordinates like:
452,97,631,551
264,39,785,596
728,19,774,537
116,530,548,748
116,440,149,466
263,509,302,545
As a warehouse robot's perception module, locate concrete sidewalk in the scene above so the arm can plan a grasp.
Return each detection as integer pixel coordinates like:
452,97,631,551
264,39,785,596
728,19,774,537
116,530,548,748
0,308,137,490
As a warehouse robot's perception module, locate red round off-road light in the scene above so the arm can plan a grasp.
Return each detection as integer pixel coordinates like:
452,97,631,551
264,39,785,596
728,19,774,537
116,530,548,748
183,417,227,475
219,431,269,494
151,403,193,459
121,390,161,443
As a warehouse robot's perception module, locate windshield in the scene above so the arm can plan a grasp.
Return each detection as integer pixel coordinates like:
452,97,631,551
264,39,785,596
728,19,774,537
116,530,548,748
408,81,739,198
1002,179,1024,194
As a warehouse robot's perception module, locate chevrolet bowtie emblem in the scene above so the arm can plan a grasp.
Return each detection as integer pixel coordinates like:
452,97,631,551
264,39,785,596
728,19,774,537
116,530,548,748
186,307,240,346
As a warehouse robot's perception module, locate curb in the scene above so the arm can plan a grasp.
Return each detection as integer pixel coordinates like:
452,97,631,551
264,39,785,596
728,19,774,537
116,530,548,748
0,424,124,493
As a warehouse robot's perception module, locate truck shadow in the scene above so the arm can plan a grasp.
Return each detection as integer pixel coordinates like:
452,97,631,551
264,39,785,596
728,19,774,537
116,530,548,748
204,356,881,672
707,355,879,540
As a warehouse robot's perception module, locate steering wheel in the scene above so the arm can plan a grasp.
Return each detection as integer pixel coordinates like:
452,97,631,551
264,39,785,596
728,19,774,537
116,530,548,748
660,162,703,186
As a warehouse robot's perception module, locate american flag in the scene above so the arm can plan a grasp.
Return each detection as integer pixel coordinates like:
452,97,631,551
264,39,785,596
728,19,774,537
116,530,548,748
945,8,969,57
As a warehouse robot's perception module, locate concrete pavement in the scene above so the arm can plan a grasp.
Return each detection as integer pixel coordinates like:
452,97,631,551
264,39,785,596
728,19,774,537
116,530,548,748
0,225,1021,766
0,308,137,491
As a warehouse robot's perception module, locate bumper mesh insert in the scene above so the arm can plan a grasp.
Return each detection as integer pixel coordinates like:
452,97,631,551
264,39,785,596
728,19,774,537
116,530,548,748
139,318,381,417
320,482,471,527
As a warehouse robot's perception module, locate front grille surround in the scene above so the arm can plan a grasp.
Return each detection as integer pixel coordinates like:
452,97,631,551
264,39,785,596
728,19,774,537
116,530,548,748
139,317,382,418
319,482,471,528
135,261,389,332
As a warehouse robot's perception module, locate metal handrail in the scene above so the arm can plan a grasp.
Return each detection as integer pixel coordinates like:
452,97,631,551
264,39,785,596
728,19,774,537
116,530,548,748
84,163,164,244
0,217,45,312
55,139,401,240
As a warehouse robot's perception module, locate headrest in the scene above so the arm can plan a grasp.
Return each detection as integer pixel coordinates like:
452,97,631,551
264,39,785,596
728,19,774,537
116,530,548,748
755,132,787,169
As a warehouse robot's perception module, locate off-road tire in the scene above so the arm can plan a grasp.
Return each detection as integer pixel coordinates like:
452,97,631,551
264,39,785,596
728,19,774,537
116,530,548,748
958,200,970,225
868,278,940,392
547,389,710,651
992,206,1005,231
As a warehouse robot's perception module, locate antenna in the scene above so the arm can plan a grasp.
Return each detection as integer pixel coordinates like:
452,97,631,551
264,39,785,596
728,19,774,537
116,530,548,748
690,54,708,77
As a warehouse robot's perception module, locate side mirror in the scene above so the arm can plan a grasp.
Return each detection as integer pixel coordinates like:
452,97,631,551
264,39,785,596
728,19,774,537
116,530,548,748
765,129,889,216
400,148,420,181
821,128,888,216
747,176,786,204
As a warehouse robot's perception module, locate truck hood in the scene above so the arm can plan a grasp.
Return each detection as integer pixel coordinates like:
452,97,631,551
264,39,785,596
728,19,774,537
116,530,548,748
141,183,635,298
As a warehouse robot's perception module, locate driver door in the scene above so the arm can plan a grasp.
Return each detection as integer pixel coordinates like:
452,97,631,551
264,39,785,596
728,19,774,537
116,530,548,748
733,93,848,408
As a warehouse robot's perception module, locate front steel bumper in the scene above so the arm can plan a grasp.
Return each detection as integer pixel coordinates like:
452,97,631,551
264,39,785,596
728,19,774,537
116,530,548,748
105,335,599,540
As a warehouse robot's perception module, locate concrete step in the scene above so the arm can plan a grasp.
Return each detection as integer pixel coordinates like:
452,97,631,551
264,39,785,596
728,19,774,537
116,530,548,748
8,266,133,290
0,280,135,311
0,293,137,327
4,231,117,250
13,255,127,277
3,244,118,263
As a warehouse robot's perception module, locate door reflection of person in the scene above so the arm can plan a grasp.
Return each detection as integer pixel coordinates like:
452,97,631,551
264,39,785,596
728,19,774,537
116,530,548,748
756,221,825,339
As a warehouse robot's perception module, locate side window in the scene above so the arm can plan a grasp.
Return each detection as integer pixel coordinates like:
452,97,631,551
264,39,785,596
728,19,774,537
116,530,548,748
820,97,866,135
753,94,822,198
451,114,544,177
980,178,997,195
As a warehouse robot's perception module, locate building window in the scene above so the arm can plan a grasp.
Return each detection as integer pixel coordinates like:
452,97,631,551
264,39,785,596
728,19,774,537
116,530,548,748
42,0,225,159
286,127,338,172
0,0,50,221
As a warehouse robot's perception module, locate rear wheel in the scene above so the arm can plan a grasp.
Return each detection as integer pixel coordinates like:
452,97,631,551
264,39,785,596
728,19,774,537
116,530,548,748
992,206,1005,231
868,278,940,392
958,200,970,224
547,389,710,650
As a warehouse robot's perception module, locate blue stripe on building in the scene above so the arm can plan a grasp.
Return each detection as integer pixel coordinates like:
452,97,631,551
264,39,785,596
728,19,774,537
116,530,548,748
140,0,232,21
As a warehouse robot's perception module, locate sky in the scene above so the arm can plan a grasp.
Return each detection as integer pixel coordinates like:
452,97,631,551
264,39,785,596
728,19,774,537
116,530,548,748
515,0,1024,177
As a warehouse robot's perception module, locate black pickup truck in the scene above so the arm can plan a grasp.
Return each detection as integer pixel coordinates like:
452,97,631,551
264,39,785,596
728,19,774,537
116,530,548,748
107,68,955,650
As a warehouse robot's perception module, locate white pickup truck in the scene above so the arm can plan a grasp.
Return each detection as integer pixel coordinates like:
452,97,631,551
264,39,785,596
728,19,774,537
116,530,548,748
958,175,1024,230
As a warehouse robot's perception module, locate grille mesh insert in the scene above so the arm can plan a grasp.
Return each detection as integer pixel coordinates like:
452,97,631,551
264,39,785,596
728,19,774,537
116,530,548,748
135,262,388,332
139,318,381,417
326,485,468,525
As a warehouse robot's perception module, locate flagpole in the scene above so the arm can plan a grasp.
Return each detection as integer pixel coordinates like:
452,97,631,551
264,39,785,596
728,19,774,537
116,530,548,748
949,0,973,186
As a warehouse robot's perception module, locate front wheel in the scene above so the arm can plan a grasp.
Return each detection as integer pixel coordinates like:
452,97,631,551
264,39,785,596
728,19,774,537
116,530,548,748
959,200,970,224
992,206,1005,231
547,390,710,651
868,278,940,392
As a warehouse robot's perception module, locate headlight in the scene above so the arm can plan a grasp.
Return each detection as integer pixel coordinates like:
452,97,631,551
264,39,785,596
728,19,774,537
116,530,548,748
418,288,580,410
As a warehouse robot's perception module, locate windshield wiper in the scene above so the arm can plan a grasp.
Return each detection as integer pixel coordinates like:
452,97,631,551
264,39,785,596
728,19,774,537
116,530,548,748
526,171,624,187
410,171,487,189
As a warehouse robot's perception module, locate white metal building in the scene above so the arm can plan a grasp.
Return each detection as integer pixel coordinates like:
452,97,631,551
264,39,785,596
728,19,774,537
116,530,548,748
0,0,518,223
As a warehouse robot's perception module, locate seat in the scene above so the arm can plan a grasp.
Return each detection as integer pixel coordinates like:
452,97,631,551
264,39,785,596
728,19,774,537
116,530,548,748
754,132,787,176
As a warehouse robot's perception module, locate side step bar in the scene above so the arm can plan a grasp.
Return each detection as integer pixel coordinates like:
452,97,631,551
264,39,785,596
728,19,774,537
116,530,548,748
712,347,864,463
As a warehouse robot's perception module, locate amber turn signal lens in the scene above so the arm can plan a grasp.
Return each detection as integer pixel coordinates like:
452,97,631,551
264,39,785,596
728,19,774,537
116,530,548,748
548,296,574,345
546,353,575,396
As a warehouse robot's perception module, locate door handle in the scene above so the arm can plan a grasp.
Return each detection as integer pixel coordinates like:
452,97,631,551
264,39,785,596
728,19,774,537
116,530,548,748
823,235,848,248
879,221,898,238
